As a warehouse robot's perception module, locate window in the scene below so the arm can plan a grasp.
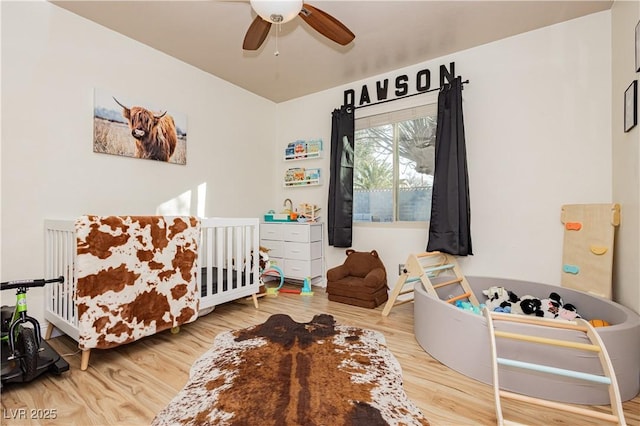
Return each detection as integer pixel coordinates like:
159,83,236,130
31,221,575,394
354,103,437,223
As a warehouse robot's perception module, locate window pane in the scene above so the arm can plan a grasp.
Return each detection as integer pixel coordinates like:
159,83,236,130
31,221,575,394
354,105,437,223
397,117,436,221
354,125,394,222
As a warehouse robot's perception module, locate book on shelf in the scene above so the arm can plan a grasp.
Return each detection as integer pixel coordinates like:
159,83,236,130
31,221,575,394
285,139,322,159
285,168,320,182
304,168,320,180
285,168,306,183
306,139,322,155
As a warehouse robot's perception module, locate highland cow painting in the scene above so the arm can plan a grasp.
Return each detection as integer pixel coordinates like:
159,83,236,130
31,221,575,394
93,89,187,164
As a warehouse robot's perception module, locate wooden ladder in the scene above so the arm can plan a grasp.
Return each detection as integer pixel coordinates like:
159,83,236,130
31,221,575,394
484,309,626,425
382,251,478,316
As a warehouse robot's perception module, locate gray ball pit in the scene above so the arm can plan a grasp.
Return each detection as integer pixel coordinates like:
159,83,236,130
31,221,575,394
414,276,640,405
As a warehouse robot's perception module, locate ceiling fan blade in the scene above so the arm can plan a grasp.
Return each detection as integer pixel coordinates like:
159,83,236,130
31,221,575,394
243,16,272,50
299,3,355,46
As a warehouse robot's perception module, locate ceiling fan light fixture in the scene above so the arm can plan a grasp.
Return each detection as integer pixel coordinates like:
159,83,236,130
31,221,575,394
250,0,303,24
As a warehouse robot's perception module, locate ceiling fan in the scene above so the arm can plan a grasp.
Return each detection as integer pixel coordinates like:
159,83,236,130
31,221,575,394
243,0,355,51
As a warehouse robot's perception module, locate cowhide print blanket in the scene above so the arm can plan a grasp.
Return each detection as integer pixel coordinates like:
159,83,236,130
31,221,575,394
153,314,430,426
75,215,200,350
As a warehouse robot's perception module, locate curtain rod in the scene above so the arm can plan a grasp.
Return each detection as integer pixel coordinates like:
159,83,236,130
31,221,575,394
349,79,469,111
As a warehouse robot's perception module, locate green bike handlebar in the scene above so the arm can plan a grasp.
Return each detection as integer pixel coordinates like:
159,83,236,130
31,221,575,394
0,276,64,291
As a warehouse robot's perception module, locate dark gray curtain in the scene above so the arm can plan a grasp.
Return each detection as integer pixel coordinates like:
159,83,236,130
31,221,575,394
328,105,355,247
427,77,473,256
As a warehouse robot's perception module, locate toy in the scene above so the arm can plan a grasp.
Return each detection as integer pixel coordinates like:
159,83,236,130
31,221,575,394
263,264,313,297
538,292,563,319
1,277,69,387
543,291,582,321
589,319,610,327
263,265,285,296
482,286,519,312
557,303,580,321
257,246,270,271
455,300,485,315
510,294,544,317
278,277,314,296
481,287,582,320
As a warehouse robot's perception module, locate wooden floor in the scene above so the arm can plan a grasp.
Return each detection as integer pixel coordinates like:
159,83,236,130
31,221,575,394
2,287,639,425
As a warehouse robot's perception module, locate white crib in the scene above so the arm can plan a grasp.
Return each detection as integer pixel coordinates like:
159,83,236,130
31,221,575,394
43,217,261,344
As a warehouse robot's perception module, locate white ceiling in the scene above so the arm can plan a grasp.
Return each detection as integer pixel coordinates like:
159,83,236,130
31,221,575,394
50,0,612,103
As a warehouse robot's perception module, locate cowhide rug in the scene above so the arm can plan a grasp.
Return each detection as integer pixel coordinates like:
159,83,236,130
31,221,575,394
153,314,429,426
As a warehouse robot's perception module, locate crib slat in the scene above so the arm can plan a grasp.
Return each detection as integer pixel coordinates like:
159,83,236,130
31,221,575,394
61,232,68,322
242,225,250,287
226,227,233,291
207,226,214,297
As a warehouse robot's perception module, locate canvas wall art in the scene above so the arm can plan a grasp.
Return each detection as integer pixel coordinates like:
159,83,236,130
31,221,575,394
93,89,187,164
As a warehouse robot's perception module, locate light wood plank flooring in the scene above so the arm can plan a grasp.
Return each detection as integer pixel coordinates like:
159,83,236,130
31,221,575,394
2,287,638,425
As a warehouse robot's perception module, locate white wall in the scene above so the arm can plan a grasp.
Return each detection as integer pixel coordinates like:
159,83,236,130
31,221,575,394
278,11,613,295
0,2,277,323
612,0,640,314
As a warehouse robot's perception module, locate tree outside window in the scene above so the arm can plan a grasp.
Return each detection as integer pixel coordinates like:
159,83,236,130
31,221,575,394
354,105,437,222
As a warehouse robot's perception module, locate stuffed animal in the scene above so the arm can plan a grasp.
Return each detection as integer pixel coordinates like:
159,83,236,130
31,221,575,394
521,296,544,317
482,288,582,320
557,303,581,321
258,246,270,271
482,286,519,312
538,292,563,319
256,246,271,292
511,294,544,317
545,292,582,321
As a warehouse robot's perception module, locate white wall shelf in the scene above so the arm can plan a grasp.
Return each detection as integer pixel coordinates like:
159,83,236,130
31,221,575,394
284,151,322,161
284,178,321,188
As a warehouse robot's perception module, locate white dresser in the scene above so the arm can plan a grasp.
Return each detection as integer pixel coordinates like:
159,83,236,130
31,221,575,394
260,222,324,284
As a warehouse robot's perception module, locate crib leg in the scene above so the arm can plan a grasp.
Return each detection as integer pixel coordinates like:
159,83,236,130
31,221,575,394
44,323,54,340
80,349,91,371
251,294,259,309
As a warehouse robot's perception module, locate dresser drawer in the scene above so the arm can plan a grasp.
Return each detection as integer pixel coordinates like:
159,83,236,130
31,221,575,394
283,225,310,243
284,258,322,279
260,240,284,259
285,241,322,260
260,224,285,241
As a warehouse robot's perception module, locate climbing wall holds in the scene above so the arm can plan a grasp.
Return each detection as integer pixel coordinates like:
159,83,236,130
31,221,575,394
590,245,608,255
563,264,580,274
565,222,582,231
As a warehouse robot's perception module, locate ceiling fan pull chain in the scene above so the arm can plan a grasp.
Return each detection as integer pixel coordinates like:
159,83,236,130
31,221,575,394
274,23,281,56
